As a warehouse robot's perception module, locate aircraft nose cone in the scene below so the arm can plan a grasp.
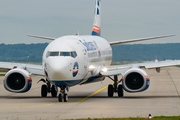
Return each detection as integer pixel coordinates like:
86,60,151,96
47,58,69,80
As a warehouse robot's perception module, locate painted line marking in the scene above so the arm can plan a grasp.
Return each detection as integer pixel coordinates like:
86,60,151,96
0,85,109,110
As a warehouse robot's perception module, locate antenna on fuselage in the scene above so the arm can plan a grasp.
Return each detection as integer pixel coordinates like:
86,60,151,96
76,31,79,36
155,55,158,62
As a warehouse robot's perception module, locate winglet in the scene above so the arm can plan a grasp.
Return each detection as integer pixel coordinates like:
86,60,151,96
91,0,101,36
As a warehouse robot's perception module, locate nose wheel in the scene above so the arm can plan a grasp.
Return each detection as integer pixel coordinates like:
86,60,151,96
58,93,68,102
58,85,68,102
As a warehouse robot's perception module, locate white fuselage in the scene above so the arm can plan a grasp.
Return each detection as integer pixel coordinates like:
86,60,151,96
42,35,112,86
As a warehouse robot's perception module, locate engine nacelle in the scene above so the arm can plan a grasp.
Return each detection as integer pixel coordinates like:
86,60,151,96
122,68,150,92
3,68,32,93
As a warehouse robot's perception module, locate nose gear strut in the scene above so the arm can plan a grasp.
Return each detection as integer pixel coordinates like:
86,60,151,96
58,85,68,102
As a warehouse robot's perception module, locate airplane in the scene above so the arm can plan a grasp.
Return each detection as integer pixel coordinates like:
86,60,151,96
1,0,180,102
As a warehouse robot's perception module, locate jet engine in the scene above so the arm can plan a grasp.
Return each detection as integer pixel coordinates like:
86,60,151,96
122,68,150,92
3,68,32,93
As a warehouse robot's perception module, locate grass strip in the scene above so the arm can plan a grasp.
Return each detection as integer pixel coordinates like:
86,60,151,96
0,68,8,72
64,116,180,120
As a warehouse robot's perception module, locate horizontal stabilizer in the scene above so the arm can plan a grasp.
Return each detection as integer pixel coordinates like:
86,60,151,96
28,35,56,40
109,35,175,46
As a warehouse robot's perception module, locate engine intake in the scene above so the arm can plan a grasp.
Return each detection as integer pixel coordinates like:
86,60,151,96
122,68,150,92
4,68,32,93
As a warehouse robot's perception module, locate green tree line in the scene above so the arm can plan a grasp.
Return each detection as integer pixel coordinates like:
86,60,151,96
112,43,180,61
0,43,180,62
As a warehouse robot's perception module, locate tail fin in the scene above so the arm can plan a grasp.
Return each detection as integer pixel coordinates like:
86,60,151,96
91,0,101,36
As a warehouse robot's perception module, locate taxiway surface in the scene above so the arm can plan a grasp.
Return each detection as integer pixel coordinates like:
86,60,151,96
0,66,180,119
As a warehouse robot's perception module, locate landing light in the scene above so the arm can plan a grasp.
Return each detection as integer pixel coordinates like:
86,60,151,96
89,65,96,72
102,68,108,72
89,65,96,69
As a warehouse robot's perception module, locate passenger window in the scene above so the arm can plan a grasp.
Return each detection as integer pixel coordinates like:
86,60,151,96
49,51,59,56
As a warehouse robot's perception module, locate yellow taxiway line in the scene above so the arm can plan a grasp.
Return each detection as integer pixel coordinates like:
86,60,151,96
0,85,109,110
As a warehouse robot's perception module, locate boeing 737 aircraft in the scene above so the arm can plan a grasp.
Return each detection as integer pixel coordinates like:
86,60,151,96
1,0,180,102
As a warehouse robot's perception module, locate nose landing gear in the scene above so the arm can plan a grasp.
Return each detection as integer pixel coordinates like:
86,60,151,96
58,85,68,102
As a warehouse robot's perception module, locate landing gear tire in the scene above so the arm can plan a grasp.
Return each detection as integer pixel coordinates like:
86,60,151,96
58,85,68,102
58,94,62,102
41,85,47,97
108,84,114,97
51,85,57,97
58,93,68,102
64,93,68,102
118,85,123,97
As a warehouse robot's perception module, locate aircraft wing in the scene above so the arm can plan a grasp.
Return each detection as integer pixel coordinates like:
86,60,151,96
109,35,175,46
137,60,180,69
100,60,180,76
0,62,44,76
28,35,56,40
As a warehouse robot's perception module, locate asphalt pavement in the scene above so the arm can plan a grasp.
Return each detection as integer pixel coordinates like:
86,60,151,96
0,66,180,119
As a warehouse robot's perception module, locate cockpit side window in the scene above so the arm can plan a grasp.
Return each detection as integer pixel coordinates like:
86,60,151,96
71,51,77,58
46,51,50,58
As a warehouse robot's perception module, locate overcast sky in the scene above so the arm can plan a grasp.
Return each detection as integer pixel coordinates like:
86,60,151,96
0,0,180,44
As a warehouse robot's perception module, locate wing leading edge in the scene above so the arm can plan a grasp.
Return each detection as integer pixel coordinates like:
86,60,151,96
109,35,175,46
28,35,56,40
100,60,180,76
0,62,44,76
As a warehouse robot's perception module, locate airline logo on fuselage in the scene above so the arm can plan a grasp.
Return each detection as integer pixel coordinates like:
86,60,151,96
73,62,79,77
79,40,99,52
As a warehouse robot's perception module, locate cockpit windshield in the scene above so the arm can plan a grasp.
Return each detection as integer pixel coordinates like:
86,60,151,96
60,52,70,56
49,52,59,56
46,51,77,58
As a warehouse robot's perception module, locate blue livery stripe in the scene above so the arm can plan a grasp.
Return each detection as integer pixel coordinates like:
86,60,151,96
92,31,100,36
51,79,83,86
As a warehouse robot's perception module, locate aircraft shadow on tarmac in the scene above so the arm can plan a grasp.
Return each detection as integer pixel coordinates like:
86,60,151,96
69,95,180,99
0,95,180,99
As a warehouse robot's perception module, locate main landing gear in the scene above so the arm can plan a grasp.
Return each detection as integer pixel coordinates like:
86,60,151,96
38,79,68,102
38,79,57,98
107,75,123,97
